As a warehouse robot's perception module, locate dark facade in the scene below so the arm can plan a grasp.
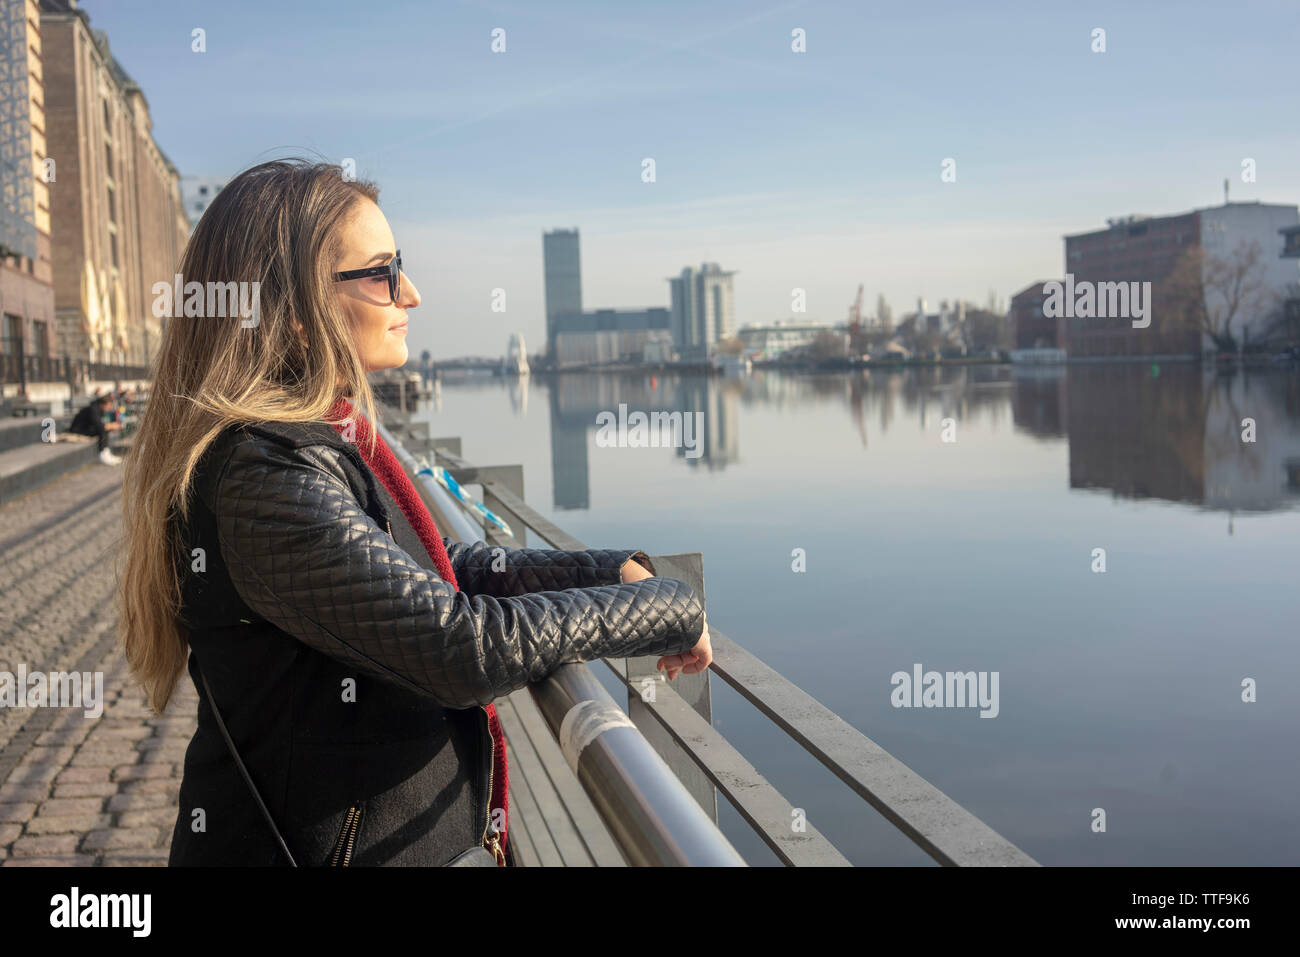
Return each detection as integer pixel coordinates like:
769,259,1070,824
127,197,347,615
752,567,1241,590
1062,213,1203,357
1010,280,1064,350
542,228,581,365
1066,363,1205,503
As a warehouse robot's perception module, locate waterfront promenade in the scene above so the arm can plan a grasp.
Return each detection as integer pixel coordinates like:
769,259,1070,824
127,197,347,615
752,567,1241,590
0,462,196,866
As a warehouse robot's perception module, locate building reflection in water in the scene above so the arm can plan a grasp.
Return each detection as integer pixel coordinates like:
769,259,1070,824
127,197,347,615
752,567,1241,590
1011,363,1300,513
548,373,743,510
515,363,1300,516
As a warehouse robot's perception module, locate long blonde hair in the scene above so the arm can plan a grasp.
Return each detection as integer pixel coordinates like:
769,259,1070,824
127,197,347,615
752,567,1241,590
120,158,384,714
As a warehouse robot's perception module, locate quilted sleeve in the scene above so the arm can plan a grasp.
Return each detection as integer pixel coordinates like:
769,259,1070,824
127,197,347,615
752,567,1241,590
444,539,656,597
207,437,705,709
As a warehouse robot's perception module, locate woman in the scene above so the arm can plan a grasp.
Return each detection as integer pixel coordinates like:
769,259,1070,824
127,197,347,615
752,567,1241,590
119,158,711,867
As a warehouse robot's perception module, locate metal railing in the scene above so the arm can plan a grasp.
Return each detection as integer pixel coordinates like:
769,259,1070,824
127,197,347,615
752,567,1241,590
0,354,152,391
377,406,1038,867
378,418,744,866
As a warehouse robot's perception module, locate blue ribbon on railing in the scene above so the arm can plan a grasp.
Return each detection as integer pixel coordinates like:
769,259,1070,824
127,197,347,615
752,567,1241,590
415,455,514,537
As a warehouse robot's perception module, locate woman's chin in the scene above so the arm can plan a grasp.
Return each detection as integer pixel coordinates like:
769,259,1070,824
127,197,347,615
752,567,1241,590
380,344,409,370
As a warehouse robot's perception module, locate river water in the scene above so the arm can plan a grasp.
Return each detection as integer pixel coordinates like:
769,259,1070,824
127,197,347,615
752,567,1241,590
413,363,1300,865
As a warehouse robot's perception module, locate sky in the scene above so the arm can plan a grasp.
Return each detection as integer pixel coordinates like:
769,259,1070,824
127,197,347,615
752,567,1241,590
80,0,1300,359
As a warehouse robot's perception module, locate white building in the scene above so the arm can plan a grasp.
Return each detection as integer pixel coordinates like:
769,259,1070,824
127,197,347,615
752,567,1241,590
180,175,227,230
505,332,529,375
552,308,672,367
908,297,965,337
669,262,736,361
737,319,827,358
1196,201,1300,349
891,297,969,354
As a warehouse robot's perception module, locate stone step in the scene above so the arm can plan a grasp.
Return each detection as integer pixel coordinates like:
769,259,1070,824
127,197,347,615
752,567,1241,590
0,440,104,506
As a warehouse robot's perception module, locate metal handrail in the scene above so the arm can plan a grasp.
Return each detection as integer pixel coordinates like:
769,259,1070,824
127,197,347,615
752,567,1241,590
377,409,1038,867
378,418,745,867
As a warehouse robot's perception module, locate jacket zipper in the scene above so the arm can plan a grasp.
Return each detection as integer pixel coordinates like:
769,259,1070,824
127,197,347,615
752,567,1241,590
480,706,505,865
329,805,363,867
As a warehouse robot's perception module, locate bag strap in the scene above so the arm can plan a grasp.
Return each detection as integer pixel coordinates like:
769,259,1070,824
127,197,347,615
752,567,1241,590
195,661,298,867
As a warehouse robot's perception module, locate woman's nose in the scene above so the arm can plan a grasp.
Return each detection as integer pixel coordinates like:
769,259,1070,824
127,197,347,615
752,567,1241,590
400,272,421,308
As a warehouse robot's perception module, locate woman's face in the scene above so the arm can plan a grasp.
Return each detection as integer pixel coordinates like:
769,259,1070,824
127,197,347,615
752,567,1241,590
333,198,421,373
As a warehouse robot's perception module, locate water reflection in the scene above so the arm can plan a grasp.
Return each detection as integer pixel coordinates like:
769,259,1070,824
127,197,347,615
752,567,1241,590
515,364,1300,515
1054,365,1300,513
546,374,742,509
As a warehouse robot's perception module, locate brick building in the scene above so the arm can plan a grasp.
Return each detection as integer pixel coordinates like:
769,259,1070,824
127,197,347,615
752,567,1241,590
40,0,188,369
1062,202,1300,357
1009,281,1064,350
1061,213,1202,357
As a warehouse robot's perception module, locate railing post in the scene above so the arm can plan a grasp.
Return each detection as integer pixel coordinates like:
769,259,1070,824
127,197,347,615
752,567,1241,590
479,464,524,548
624,551,716,823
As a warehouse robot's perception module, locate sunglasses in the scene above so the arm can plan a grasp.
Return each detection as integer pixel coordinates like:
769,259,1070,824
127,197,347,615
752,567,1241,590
333,250,402,303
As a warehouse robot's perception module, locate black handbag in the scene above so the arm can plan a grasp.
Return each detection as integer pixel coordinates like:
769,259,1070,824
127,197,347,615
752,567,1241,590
196,662,500,867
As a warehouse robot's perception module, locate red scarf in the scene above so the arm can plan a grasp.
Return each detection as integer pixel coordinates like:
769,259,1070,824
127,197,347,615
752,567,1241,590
326,398,508,859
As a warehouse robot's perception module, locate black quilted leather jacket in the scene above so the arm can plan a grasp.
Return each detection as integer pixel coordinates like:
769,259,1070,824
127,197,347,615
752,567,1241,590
167,419,706,866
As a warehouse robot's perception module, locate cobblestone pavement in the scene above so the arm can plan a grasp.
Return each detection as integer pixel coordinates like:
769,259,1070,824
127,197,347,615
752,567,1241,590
0,461,197,866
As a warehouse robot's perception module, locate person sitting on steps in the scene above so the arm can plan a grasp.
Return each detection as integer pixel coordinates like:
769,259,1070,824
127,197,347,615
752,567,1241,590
65,392,123,465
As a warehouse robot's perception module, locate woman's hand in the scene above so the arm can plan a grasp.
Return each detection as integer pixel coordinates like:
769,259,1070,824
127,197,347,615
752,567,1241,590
618,557,712,679
619,557,654,584
657,613,711,681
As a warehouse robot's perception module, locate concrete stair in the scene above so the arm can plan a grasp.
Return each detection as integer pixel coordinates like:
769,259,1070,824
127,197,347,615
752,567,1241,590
0,412,130,506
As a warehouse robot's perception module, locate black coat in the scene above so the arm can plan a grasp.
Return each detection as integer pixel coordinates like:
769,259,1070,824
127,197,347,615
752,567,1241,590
68,402,108,446
167,419,706,866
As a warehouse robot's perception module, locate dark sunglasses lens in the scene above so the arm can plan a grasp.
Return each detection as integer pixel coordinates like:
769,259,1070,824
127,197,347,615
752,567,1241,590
391,254,401,302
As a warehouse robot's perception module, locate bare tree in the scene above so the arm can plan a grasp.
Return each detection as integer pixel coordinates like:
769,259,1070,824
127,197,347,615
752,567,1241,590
962,307,1010,352
715,335,744,356
1170,240,1269,352
809,329,847,361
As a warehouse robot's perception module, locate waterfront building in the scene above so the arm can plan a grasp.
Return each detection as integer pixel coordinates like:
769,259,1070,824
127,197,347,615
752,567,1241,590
1010,281,1064,350
737,319,827,358
41,0,189,368
1063,201,1300,357
889,297,968,355
543,227,581,365
553,307,671,367
0,0,56,398
180,175,226,230
668,262,736,361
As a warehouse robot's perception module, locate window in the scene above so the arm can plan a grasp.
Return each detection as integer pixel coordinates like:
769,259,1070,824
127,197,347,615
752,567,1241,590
105,143,114,179
2,314,22,356
107,184,115,223
102,99,110,129
199,186,207,195
32,320,48,357
110,231,118,267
